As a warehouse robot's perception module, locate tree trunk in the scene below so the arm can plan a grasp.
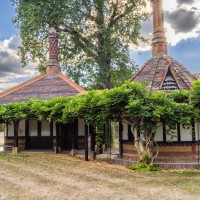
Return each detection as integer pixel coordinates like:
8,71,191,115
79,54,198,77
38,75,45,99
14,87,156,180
131,124,158,165
131,124,145,160
146,133,157,165
96,1,112,89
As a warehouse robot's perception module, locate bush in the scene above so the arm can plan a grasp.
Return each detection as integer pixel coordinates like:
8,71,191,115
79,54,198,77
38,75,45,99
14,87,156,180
128,163,159,171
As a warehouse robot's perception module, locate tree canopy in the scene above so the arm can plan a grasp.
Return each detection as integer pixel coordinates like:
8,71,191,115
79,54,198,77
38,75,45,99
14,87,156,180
12,0,150,89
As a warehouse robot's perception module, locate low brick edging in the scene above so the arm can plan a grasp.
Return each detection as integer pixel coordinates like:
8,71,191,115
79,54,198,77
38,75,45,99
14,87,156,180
154,163,200,169
111,158,138,166
111,158,200,169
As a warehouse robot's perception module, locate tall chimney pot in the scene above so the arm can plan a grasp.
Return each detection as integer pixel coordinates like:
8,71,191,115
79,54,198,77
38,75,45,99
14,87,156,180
46,27,61,75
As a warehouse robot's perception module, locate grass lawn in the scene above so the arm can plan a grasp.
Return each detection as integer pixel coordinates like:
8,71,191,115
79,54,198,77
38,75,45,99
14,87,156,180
0,153,200,200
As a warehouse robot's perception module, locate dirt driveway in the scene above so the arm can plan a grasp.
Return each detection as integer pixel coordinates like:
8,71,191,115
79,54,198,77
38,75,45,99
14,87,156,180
0,153,199,200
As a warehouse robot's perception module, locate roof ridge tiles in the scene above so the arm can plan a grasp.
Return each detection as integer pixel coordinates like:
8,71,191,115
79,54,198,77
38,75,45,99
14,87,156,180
131,53,196,91
150,55,162,91
164,55,196,89
131,57,156,81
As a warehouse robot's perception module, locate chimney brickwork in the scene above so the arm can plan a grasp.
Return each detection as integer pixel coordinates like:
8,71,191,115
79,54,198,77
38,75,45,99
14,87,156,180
151,0,167,56
47,27,61,75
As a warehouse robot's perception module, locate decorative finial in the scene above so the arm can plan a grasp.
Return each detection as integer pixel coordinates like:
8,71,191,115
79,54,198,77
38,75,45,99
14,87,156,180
151,0,167,56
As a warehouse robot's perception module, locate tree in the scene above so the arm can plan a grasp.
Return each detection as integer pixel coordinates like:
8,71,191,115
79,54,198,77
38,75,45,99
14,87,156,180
190,80,200,122
12,0,149,89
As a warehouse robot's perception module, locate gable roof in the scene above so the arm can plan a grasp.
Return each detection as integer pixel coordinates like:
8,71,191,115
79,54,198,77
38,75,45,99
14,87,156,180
193,73,200,79
131,54,196,91
0,72,86,104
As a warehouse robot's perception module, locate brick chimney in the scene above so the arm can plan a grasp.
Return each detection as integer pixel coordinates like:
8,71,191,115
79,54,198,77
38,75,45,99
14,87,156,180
151,0,167,56
46,27,61,75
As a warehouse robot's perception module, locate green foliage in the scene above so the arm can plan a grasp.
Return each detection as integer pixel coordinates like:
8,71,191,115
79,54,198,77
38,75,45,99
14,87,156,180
139,152,150,164
128,163,159,171
0,81,196,129
0,124,4,132
12,0,150,89
3,102,30,121
190,80,200,108
105,123,115,148
190,80,200,122
167,90,189,103
95,125,104,149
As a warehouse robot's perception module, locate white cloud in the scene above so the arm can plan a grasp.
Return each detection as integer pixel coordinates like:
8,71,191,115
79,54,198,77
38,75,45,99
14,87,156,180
134,0,200,51
0,35,38,91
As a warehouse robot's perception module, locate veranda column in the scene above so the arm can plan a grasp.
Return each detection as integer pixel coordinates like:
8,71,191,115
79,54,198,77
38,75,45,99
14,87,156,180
119,121,123,159
12,120,20,154
85,124,89,161
55,123,61,153
89,125,96,161
70,119,78,156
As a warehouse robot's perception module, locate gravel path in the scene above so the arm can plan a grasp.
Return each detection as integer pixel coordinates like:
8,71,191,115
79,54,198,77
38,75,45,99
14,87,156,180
0,153,199,200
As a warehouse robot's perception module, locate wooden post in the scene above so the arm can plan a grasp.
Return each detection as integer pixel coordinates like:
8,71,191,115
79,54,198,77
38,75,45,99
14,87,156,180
163,122,166,143
25,120,29,149
89,125,96,161
177,123,181,142
72,129,75,149
75,119,78,149
70,120,78,156
103,124,106,147
55,123,61,153
37,120,41,137
192,120,196,142
85,124,89,161
13,120,20,153
50,121,53,149
119,121,123,159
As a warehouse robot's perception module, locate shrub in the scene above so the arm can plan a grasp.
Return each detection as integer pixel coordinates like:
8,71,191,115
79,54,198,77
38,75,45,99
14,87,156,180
128,163,159,171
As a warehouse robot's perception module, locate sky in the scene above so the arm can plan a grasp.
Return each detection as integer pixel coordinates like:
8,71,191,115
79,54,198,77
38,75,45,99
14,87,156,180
0,0,200,92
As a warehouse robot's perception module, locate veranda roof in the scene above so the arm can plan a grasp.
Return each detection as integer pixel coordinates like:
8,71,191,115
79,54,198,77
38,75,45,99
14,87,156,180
0,28,86,104
131,54,196,91
0,72,86,104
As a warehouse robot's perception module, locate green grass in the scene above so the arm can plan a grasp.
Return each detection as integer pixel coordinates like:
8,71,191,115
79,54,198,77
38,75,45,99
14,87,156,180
169,171,200,176
0,153,31,159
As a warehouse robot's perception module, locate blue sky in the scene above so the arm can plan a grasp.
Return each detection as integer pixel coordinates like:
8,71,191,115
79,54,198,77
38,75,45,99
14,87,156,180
0,0,200,91
0,1,18,40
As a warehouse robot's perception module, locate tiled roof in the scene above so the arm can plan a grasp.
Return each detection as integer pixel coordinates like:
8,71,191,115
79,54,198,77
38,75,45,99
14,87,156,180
193,73,200,78
131,54,196,91
0,72,86,104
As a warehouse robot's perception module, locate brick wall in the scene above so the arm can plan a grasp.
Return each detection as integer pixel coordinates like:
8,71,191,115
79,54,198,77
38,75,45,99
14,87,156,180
122,143,199,164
